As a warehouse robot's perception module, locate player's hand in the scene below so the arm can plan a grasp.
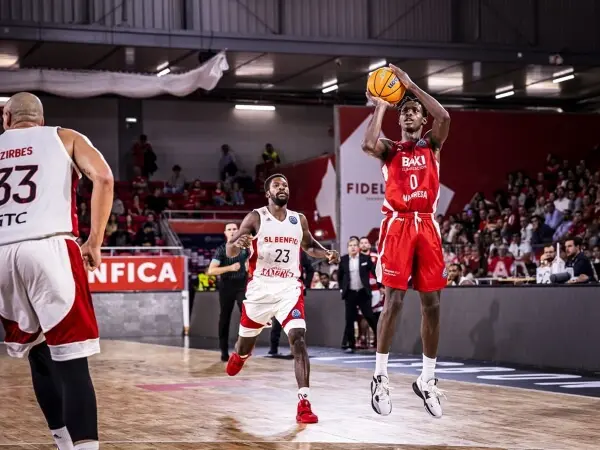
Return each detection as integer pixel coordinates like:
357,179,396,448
365,90,393,108
80,241,101,272
229,262,241,272
325,250,340,264
234,234,252,249
388,64,415,90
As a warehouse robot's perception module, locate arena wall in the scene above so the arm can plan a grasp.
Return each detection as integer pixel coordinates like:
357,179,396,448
190,287,600,372
0,292,184,344
3,288,598,371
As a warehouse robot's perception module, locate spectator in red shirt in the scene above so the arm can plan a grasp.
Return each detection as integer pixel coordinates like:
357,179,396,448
213,182,230,206
132,166,148,191
190,180,210,205
182,190,197,210
488,246,514,278
569,210,587,238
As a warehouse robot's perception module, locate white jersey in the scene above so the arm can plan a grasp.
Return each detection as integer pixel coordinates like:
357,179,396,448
248,206,303,284
0,126,81,246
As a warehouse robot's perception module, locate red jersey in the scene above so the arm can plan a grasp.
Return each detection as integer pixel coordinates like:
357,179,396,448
381,136,440,215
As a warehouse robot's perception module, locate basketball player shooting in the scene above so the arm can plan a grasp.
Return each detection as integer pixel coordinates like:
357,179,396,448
0,93,113,449
362,64,451,418
224,174,340,424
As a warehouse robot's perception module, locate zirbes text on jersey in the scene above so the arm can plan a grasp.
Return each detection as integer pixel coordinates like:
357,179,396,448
0,127,81,245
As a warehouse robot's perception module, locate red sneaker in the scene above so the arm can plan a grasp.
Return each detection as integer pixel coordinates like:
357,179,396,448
296,398,318,424
226,352,249,376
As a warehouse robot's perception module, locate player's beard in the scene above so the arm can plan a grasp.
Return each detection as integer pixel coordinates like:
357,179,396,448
272,194,288,207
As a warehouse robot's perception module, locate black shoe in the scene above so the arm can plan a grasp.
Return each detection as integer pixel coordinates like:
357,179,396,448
267,348,278,356
221,353,229,362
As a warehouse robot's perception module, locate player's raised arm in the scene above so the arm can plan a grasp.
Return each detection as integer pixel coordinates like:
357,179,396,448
299,214,340,264
361,92,394,160
389,64,450,151
226,211,258,258
62,128,114,271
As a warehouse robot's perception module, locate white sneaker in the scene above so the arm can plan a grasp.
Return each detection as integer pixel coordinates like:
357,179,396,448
412,376,446,418
371,375,392,416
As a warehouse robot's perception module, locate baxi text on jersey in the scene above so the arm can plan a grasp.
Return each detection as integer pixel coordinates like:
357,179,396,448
0,147,33,161
259,267,295,278
264,236,299,245
402,191,428,202
401,155,426,171
0,212,27,227
346,182,385,195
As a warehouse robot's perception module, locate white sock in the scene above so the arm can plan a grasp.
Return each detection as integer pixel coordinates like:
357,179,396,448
298,387,310,400
74,442,99,450
51,427,74,450
421,354,436,382
374,352,389,377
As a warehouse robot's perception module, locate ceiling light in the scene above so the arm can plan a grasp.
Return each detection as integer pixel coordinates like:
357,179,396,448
495,90,515,99
156,61,169,71
157,67,171,77
496,84,514,94
322,84,338,94
553,67,574,78
0,53,18,68
368,60,387,72
322,79,337,89
428,75,464,90
125,117,137,123
552,74,575,84
0,96,10,103
234,104,276,111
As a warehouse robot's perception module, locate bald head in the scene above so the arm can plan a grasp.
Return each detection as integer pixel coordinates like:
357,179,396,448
3,92,44,130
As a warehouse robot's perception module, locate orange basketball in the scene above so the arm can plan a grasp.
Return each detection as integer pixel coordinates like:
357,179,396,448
367,67,406,104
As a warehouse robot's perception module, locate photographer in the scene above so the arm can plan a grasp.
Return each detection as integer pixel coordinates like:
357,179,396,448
565,237,597,284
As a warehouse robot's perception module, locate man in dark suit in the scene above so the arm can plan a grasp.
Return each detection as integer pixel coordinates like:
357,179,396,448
338,237,378,352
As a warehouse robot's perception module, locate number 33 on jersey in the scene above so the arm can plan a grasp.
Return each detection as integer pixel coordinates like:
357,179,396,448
381,137,440,214
0,127,81,245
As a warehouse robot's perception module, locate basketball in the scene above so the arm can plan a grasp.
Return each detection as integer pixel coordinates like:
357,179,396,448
367,67,406,104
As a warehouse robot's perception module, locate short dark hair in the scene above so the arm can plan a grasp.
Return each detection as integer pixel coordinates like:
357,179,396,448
567,237,583,247
398,94,429,118
264,173,287,192
359,236,370,242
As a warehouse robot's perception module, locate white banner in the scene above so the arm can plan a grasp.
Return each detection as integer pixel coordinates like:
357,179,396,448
0,51,229,98
338,113,454,247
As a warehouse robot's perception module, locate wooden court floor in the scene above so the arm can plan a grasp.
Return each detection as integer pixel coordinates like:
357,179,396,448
1,340,599,449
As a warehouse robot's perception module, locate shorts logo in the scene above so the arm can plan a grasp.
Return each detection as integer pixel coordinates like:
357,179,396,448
291,309,302,318
442,268,448,279
289,216,298,225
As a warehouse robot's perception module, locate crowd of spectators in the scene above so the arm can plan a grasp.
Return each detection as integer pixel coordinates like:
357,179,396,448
76,135,284,251
438,153,600,282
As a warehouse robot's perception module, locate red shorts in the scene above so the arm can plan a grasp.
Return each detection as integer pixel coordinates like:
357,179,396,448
376,213,446,292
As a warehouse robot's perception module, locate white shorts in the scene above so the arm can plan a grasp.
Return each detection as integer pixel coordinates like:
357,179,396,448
239,279,305,337
0,236,100,361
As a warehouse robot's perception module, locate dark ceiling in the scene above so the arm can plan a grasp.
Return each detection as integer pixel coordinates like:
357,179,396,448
2,40,600,111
